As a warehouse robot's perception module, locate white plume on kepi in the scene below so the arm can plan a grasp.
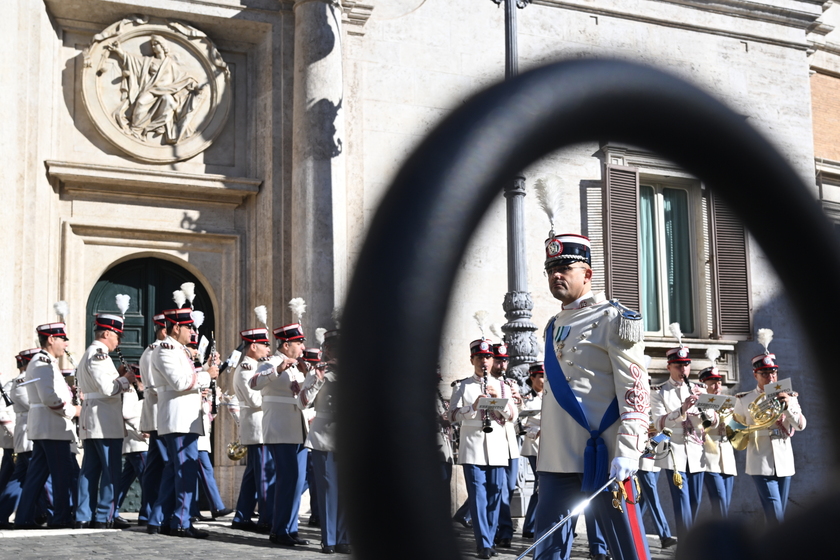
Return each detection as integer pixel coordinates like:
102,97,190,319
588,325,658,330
172,290,186,309
668,322,684,347
757,328,774,354
115,294,131,316
473,310,488,337
54,300,69,321
706,347,720,363
192,310,205,329
489,323,503,339
534,174,565,236
254,305,269,330
180,282,196,307
288,298,306,323
316,327,327,346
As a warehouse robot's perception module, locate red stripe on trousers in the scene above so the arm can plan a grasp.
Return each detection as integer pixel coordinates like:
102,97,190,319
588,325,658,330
623,478,649,560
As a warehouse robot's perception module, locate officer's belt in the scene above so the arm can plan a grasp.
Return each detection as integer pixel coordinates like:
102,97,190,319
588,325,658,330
262,396,298,405
460,420,484,427
29,404,46,409
157,386,196,393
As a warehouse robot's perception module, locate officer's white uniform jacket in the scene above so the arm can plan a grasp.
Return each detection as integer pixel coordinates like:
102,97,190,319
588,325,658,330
139,340,162,432
538,292,650,474
8,373,33,453
233,355,264,446
651,377,716,473
494,376,521,461
0,379,15,450
253,352,308,445
77,340,131,440
151,336,211,436
733,386,805,477
449,374,518,467
25,351,76,441
519,392,542,458
298,367,337,452
122,384,148,454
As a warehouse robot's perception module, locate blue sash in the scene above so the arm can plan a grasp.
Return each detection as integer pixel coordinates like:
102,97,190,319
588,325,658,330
544,317,619,492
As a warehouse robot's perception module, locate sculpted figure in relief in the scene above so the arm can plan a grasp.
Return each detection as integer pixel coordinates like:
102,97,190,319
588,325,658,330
105,35,203,144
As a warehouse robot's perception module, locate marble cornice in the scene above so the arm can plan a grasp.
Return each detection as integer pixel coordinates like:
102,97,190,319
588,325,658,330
533,0,821,49
46,160,261,207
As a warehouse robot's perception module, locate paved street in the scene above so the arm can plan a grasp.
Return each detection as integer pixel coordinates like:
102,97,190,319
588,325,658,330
0,513,677,559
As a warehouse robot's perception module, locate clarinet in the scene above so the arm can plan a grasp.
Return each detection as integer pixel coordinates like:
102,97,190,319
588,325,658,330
116,346,143,400
481,366,493,433
0,383,13,407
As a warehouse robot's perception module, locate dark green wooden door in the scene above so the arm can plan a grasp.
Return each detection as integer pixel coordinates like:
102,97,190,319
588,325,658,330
85,257,216,365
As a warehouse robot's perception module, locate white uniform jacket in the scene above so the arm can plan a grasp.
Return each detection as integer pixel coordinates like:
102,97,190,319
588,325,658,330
538,293,650,474
0,380,15,450
151,336,210,436
253,353,308,445
233,356,264,446
25,351,76,441
9,373,33,453
733,387,805,477
198,393,213,453
298,368,336,452
651,378,716,473
122,385,148,454
449,374,518,467
519,392,542,458
139,341,162,433
496,378,521,461
77,341,131,440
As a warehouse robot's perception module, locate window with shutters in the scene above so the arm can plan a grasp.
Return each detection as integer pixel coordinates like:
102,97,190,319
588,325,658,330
600,146,752,343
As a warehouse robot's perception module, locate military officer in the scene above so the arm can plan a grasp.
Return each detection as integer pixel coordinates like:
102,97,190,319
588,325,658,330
489,342,521,549
146,307,218,538
520,362,544,539
698,365,736,517
637,422,677,549
449,338,517,559
734,344,806,523
252,323,310,547
298,329,350,555
139,313,167,529
650,344,714,538
115,370,149,526
0,360,15,494
15,323,80,529
75,313,134,528
231,327,276,532
534,233,650,560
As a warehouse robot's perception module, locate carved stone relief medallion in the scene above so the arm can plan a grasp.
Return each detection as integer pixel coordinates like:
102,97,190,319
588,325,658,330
82,15,231,163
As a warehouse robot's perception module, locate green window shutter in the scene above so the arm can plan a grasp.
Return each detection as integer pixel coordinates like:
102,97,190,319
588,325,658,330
603,164,641,312
709,190,752,339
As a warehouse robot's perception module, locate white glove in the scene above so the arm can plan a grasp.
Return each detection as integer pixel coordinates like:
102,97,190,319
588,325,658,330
609,456,637,482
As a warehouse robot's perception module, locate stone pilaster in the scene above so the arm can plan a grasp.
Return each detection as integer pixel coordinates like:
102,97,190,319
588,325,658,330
291,0,347,327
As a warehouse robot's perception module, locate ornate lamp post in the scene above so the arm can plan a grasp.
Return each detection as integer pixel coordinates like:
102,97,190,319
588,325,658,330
492,0,538,382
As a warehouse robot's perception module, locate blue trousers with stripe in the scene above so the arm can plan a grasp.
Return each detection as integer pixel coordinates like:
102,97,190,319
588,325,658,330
149,433,199,529
76,438,123,523
310,450,348,547
15,440,73,526
267,443,307,538
497,457,520,540
463,463,505,550
233,444,275,525
116,451,148,521
664,469,704,538
196,450,226,512
704,472,734,517
637,469,672,539
752,474,791,524
142,432,168,525
534,472,650,560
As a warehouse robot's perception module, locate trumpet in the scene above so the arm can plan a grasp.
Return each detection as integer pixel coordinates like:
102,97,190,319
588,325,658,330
724,391,798,451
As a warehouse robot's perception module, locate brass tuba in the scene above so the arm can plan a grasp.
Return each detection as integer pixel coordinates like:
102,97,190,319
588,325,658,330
724,391,796,451
227,440,247,461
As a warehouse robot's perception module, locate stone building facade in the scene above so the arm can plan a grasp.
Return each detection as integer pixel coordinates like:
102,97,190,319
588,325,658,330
0,0,831,523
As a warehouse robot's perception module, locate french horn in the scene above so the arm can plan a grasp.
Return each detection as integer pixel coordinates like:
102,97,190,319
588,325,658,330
723,391,797,451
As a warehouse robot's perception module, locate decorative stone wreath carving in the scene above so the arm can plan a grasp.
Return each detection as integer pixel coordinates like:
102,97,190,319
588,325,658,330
82,15,231,163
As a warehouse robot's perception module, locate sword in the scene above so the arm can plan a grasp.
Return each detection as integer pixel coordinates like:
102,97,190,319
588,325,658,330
515,477,618,560
17,378,41,387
